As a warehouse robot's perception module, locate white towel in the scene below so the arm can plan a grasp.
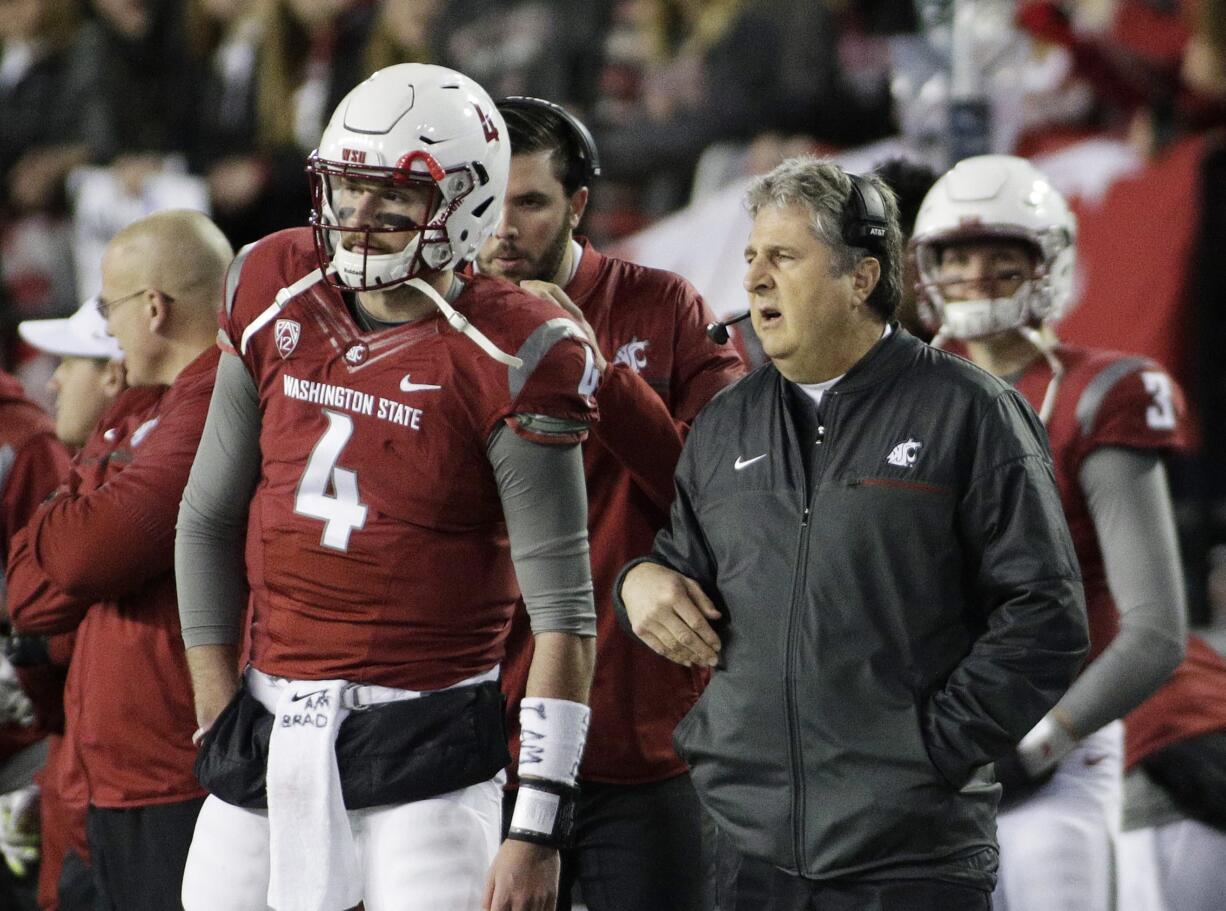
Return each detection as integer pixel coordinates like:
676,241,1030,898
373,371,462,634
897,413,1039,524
264,678,359,911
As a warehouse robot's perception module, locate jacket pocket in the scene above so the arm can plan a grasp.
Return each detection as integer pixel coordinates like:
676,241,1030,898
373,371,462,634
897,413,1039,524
848,477,953,496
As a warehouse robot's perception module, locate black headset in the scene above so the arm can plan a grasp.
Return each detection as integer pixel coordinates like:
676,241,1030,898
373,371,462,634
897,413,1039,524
707,172,891,344
842,173,889,255
496,96,602,190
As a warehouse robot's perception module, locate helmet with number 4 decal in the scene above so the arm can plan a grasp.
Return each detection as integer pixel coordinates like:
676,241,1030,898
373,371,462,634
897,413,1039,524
307,63,510,291
911,154,1077,341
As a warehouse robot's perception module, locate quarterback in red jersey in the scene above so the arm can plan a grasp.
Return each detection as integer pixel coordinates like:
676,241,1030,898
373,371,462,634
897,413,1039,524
913,154,1187,911
476,97,744,910
176,64,600,911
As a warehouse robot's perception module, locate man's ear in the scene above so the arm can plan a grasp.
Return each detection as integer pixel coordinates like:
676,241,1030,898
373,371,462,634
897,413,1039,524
100,359,127,399
568,186,590,230
148,289,172,336
853,256,882,306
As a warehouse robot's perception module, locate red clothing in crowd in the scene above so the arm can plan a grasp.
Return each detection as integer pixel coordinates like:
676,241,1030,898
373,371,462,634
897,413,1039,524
13,385,164,910
501,239,745,785
0,370,70,759
8,350,218,809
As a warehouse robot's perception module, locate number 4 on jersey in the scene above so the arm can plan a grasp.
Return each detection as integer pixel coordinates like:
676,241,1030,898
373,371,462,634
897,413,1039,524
295,409,368,550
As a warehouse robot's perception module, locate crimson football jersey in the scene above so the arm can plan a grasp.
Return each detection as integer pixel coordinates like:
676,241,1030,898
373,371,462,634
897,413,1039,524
223,228,598,691
500,241,745,785
1014,344,1189,665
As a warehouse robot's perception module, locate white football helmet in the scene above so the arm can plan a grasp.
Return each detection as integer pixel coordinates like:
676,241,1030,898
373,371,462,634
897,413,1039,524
911,154,1077,340
307,63,510,290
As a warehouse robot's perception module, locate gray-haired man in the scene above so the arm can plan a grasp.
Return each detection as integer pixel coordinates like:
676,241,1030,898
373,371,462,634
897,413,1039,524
615,156,1090,910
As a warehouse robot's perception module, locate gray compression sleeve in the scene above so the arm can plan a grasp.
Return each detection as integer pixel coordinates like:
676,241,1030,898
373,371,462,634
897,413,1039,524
176,352,261,648
1055,447,1186,736
488,422,596,636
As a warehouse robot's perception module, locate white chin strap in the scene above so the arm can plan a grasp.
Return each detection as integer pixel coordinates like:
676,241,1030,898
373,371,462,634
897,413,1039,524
930,311,1064,426
331,241,419,290
405,278,523,369
1016,325,1064,426
936,290,1029,342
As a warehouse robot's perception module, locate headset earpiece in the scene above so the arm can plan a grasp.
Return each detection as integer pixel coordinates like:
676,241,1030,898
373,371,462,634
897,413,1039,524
496,96,601,190
843,174,888,255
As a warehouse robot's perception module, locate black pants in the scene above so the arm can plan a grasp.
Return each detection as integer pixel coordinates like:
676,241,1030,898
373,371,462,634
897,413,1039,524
86,796,205,911
716,834,992,911
57,848,97,911
1142,730,1226,831
0,852,38,911
504,774,706,911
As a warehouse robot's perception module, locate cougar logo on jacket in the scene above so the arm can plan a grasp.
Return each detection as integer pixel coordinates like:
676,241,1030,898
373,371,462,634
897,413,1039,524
613,338,649,373
886,438,922,467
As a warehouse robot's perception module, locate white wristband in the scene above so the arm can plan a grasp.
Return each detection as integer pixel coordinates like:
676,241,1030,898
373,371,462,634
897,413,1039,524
1016,714,1077,778
518,697,591,786
509,785,562,837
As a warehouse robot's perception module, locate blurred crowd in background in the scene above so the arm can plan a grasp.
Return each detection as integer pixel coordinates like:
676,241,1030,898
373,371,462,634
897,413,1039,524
3,0,1226,622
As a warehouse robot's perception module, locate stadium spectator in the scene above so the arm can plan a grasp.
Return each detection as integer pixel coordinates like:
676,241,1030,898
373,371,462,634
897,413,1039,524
184,0,373,249
361,0,443,74
0,0,91,218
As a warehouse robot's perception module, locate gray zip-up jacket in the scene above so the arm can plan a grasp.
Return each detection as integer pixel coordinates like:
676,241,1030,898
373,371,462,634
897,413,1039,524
615,327,1088,888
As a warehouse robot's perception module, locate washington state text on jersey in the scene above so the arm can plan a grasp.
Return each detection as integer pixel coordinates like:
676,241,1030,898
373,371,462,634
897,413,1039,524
281,374,423,430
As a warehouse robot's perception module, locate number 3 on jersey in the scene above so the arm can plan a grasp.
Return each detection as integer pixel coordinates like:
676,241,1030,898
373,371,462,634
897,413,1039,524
295,409,368,550
1141,371,1176,431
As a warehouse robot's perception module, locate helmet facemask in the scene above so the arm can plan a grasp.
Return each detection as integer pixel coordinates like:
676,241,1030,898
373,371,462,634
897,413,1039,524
308,150,481,291
913,220,1075,341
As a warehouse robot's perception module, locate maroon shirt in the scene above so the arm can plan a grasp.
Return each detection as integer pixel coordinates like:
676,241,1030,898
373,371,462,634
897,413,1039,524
0,370,70,761
8,354,216,808
224,228,597,691
502,240,745,785
1014,344,1188,667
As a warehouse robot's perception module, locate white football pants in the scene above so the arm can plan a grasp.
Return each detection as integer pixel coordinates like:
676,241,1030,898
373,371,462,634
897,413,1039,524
993,721,1123,911
1118,818,1226,911
181,775,503,911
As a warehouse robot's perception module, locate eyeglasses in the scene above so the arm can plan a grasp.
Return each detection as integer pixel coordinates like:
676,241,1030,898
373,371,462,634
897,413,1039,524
95,288,174,320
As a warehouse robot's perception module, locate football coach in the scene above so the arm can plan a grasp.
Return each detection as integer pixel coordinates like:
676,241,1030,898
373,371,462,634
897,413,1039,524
615,156,1089,911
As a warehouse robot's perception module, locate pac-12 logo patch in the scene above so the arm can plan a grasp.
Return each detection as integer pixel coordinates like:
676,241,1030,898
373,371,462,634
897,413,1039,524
274,319,300,359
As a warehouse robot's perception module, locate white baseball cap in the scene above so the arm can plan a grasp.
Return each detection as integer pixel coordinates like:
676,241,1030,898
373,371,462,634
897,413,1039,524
18,299,123,361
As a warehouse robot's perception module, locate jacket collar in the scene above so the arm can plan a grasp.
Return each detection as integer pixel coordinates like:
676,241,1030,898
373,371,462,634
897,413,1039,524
565,236,604,303
770,322,919,394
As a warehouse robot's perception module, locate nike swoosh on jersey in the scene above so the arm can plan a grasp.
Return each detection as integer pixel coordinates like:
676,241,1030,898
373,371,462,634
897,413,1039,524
734,453,768,470
400,375,443,393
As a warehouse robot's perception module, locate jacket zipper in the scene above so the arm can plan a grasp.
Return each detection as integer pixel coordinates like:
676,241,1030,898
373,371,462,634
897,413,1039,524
785,396,831,873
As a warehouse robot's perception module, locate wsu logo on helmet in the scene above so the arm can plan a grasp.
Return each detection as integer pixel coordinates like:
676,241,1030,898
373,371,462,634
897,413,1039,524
275,319,301,359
